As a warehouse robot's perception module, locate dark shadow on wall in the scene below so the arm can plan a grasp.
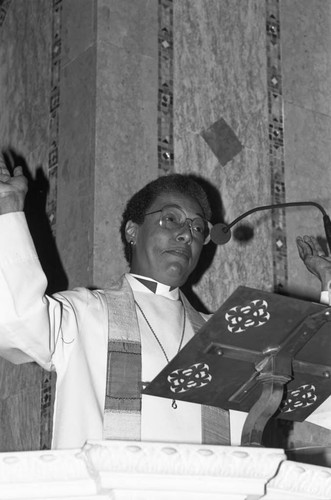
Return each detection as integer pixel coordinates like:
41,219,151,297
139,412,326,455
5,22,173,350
3,149,68,294
181,174,225,314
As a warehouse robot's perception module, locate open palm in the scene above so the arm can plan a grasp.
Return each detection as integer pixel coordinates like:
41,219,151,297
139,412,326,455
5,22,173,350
296,235,331,289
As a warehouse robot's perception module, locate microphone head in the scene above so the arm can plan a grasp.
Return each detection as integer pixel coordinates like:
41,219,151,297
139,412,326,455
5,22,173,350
210,223,232,245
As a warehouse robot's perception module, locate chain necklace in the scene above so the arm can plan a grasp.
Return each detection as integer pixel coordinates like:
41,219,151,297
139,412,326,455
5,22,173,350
134,298,186,409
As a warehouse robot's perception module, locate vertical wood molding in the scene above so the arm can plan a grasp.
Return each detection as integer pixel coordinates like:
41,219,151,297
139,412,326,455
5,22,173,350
47,0,62,233
158,0,174,175
266,0,288,293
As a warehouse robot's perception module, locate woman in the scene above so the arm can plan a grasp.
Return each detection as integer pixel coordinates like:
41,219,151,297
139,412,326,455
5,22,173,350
0,162,229,449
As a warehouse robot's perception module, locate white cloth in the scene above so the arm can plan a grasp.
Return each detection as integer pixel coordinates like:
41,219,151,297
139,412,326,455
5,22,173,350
126,274,202,443
320,291,329,305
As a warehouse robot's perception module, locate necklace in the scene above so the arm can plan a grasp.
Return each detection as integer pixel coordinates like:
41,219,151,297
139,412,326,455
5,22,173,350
134,298,186,409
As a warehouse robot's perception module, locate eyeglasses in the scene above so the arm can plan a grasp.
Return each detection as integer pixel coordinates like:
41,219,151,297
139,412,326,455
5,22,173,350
144,204,212,245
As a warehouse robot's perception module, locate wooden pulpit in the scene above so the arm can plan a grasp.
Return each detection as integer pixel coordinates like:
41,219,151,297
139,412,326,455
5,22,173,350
144,286,331,446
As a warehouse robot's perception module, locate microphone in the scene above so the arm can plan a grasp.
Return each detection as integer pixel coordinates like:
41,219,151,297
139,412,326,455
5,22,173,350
211,201,331,253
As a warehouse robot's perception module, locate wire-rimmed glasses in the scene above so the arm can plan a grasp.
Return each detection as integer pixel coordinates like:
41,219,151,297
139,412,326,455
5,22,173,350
145,204,212,245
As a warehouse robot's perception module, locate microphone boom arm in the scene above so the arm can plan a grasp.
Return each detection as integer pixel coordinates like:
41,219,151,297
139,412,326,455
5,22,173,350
225,201,328,231
210,201,331,253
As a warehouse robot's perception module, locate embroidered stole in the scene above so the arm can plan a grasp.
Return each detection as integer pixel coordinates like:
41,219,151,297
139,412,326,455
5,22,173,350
103,277,230,444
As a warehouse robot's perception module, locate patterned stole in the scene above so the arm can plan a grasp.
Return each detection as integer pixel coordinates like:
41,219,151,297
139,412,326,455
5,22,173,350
103,276,230,444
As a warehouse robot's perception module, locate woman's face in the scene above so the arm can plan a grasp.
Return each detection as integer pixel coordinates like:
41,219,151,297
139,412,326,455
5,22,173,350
126,191,206,287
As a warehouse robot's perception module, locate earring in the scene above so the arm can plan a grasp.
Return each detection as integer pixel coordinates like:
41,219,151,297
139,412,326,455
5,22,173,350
130,240,135,246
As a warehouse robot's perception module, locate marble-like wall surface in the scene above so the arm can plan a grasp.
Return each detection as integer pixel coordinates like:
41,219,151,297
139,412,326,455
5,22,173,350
56,0,158,289
174,0,272,312
93,0,158,286
0,0,53,451
0,0,52,170
56,0,97,288
282,0,331,301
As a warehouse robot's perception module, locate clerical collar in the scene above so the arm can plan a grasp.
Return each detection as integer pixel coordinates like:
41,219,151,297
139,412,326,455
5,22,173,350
127,273,179,299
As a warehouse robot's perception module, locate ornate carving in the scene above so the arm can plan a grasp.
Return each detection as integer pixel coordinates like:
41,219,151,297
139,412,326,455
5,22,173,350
0,450,89,482
83,440,285,479
167,363,212,394
280,384,318,413
225,299,270,333
0,441,330,499
267,460,331,497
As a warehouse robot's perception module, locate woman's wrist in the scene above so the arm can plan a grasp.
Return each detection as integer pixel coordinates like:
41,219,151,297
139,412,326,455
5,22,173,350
0,193,23,214
320,276,331,292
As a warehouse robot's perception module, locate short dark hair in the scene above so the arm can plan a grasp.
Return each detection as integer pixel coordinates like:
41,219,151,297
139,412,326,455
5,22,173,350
120,173,212,263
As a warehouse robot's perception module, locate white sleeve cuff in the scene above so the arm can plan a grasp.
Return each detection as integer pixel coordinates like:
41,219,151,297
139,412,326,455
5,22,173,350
320,281,331,305
0,212,39,265
320,291,329,305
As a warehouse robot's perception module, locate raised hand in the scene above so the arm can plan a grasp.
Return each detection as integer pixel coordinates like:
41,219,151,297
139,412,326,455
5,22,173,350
0,155,28,214
296,235,331,290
